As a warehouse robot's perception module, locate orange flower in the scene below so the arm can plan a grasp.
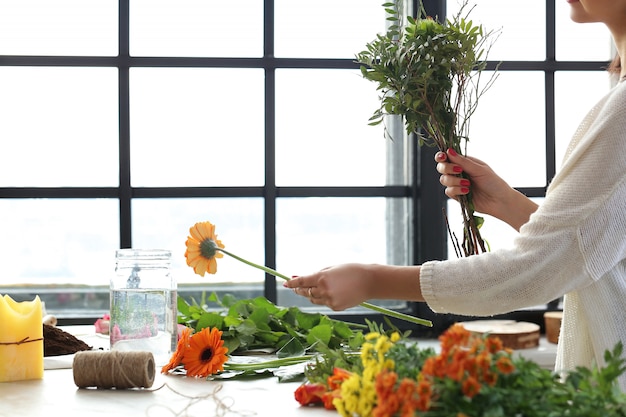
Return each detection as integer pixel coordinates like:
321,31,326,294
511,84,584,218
474,351,492,375
181,327,229,377
322,389,341,410
185,221,225,276
439,323,470,353
414,379,432,411
161,326,192,374
462,375,481,398
485,336,503,354
327,367,353,390
496,356,515,375
374,369,398,400
294,383,326,406
483,370,498,386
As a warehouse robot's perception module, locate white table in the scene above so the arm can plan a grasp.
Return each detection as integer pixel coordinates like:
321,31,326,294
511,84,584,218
1,326,329,417
0,326,557,417
1,367,326,417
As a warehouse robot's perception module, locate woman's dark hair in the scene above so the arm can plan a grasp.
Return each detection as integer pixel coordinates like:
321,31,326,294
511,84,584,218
607,54,621,75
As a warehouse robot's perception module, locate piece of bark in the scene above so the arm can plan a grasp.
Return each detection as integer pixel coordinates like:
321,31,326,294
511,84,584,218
458,320,540,350
43,324,92,356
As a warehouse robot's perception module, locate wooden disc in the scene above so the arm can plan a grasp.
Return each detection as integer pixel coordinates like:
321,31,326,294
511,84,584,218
458,320,540,350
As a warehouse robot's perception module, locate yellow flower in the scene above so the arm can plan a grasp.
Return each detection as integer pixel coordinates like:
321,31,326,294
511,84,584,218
185,221,225,276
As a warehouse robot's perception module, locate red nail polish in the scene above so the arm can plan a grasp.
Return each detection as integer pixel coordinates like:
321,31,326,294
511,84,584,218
453,166,463,173
448,148,458,156
461,187,469,194
460,179,470,186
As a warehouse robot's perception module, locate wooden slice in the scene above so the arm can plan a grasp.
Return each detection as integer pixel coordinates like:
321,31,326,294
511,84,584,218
458,320,540,350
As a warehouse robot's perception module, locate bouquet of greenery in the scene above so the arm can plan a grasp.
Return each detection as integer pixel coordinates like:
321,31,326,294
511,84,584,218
356,0,499,256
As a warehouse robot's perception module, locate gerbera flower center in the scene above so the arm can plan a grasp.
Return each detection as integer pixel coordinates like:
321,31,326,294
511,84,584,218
200,347,214,361
199,238,220,259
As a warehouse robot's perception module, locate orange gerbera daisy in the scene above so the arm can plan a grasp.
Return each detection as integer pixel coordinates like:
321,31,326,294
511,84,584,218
161,326,192,374
181,327,229,378
185,221,225,276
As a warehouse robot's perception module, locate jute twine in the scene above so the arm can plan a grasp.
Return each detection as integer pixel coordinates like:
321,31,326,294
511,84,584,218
73,350,155,389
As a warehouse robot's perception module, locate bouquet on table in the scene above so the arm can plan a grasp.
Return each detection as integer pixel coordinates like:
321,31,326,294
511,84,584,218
295,323,626,417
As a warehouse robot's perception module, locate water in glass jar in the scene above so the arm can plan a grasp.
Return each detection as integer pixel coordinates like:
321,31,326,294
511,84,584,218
109,288,177,365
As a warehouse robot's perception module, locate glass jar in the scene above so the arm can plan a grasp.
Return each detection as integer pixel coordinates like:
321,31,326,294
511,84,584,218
110,249,177,365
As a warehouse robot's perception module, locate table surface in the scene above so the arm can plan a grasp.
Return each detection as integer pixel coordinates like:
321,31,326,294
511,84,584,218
1,325,558,417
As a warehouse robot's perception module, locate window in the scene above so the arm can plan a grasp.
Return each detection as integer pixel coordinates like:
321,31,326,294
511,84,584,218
0,1,614,335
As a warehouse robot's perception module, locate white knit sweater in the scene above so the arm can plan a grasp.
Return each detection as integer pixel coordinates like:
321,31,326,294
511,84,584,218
420,79,626,389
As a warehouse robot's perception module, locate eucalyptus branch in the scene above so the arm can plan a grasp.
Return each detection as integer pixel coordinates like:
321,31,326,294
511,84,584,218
356,0,500,257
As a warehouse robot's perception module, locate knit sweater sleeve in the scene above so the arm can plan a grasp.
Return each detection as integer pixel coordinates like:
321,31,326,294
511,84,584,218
420,82,626,317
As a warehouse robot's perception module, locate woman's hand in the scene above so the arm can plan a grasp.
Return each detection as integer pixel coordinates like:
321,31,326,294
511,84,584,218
284,264,423,311
284,264,375,311
435,148,538,231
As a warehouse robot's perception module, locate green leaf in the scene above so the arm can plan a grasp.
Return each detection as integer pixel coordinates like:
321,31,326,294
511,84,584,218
217,293,235,307
251,296,282,314
224,315,242,328
276,337,305,358
196,311,224,331
235,318,258,336
177,297,190,317
333,320,355,339
249,305,270,325
223,337,240,354
307,324,332,346
295,310,321,330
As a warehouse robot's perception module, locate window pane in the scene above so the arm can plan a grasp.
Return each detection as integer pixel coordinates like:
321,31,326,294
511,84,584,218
129,68,265,187
0,199,119,285
132,198,265,285
275,0,386,59
555,1,613,61
130,0,263,57
554,71,613,170
0,67,119,187
276,197,387,273
0,0,117,56
276,197,405,310
447,0,545,61
275,69,386,186
461,71,546,187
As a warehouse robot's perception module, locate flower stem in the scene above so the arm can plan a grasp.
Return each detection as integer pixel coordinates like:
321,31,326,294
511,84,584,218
218,249,433,328
224,355,316,371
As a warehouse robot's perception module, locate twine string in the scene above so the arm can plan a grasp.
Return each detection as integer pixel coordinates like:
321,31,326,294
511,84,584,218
73,350,255,416
147,384,256,417
73,350,155,389
0,336,44,346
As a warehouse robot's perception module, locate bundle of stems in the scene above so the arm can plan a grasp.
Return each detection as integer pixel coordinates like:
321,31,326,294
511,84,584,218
356,0,499,256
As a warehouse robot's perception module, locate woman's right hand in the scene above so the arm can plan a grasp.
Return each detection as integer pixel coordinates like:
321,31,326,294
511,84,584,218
435,148,538,231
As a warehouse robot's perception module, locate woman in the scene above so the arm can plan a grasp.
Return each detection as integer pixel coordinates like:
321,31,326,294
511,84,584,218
285,0,626,389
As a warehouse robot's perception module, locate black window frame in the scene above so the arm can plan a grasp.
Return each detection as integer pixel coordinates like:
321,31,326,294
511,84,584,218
0,0,610,336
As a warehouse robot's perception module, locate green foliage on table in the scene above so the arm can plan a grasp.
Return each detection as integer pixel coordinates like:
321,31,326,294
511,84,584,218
177,292,366,357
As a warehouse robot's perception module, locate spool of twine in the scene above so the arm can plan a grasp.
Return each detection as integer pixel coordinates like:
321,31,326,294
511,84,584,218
73,350,155,389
